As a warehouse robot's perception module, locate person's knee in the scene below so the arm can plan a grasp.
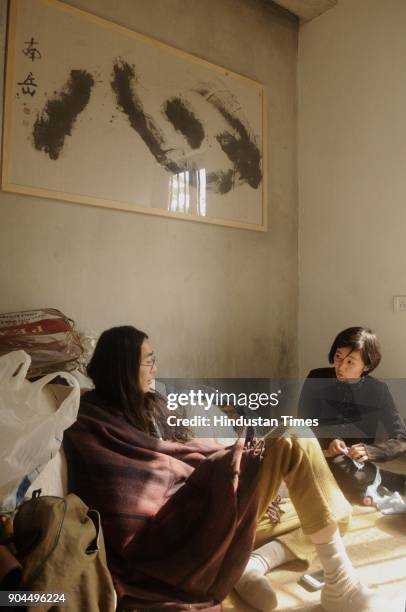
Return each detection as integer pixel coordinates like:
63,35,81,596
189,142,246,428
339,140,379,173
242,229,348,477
288,434,323,456
265,433,293,454
264,434,326,476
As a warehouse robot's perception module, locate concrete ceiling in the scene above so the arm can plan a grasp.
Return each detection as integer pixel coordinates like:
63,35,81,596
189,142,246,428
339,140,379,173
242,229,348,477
271,0,337,21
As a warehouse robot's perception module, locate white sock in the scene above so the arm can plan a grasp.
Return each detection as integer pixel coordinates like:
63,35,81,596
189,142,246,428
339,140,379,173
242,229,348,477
315,530,358,589
234,540,296,610
252,539,296,571
234,574,277,611
243,555,269,575
315,531,381,612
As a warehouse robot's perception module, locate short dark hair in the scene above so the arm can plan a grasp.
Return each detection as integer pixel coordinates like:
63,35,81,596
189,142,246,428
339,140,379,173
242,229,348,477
328,326,381,374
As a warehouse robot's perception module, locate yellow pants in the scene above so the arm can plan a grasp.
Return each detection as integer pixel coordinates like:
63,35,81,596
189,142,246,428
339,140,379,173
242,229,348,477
254,434,352,562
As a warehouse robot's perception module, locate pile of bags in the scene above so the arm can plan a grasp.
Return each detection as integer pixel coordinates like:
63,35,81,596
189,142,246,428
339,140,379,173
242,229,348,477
0,308,84,379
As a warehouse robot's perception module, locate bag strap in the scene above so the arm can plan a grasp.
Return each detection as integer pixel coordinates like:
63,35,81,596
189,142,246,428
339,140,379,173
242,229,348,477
0,350,31,388
29,369,80,396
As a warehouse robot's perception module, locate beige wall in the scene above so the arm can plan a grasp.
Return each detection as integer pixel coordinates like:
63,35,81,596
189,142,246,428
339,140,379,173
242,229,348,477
0,0,299,378
299,0,406,378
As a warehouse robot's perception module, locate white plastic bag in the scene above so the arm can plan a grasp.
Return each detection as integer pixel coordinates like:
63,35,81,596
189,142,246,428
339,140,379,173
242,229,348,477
363,466,406,514
0,350,80,511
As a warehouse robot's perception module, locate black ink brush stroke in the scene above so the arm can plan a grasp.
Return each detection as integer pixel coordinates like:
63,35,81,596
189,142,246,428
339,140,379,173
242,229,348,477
111,59,184,174
164,97,204,149
206,169,235,195
197,88,262,191
33,70,94,160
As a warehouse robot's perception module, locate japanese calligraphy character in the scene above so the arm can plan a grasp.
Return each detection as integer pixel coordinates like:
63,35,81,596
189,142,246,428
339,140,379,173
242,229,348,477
18,72,38,96
22,37,42,61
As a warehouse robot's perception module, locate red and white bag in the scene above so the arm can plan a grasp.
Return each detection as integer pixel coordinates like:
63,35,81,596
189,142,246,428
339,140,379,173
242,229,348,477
0,309,84,378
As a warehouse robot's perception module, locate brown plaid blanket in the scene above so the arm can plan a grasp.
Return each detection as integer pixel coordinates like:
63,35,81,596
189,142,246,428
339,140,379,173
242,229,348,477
63,392,263,611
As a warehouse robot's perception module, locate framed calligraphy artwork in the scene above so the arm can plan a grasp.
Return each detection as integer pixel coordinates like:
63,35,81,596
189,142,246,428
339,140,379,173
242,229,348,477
2,0,267,231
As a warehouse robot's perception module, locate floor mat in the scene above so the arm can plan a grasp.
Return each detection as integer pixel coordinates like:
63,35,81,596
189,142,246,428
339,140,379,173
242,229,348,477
223,504,406,611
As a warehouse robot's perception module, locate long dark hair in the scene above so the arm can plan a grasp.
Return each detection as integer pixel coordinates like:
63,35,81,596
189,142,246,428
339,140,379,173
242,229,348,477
87,325,190,440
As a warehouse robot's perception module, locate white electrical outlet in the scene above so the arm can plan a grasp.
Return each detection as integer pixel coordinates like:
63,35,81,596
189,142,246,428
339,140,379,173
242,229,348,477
393,296,406,312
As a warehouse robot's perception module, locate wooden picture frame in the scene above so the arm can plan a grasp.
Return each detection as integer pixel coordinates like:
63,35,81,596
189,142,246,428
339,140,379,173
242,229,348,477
2,0,267,231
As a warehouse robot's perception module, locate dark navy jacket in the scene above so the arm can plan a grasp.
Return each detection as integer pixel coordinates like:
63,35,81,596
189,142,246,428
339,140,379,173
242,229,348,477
298,368,406,461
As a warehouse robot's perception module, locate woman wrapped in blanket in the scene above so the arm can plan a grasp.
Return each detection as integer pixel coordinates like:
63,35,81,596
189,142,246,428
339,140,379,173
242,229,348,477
64,326,384,612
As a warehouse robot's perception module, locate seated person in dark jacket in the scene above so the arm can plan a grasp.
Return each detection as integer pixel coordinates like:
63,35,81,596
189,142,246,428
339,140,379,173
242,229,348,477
298,326,406,501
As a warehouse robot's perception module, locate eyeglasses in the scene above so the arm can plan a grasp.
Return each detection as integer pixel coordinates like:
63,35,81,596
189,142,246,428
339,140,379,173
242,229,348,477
140,355,156,370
